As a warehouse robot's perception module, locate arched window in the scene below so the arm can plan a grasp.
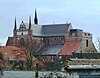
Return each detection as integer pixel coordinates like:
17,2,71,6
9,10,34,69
86,40,88,47
20,38,25,46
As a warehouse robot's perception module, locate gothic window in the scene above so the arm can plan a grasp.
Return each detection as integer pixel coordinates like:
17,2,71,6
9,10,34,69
22,32,23,35
20,38,25,46
86,40,88,47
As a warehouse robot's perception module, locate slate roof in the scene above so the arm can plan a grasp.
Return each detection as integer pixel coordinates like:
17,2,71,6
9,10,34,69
42,24,71,36
36,41,80,56
24,23,72,36
35,45,63,56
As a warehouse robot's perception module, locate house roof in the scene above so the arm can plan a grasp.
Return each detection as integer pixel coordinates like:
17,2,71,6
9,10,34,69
59,41,81,56
0,46,26,61
35,41,81,56
24,23,72,36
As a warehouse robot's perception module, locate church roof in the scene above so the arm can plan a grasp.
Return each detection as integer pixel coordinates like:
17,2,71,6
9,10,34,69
24,23,72,36
42,24,71,36
6,37,13,46
35,41,81,56
35,45,63,56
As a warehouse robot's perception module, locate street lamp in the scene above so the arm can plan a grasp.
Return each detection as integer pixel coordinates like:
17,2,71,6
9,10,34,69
35,63,39,78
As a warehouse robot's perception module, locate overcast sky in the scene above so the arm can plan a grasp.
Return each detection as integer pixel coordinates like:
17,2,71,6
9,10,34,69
0,0,100,46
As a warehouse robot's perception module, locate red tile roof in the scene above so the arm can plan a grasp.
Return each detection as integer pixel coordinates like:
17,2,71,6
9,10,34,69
0,46,26,60
59,41,81,56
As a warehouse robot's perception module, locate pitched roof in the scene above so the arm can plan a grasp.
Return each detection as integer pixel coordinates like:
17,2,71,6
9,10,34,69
36,45,63,56
24,23,72,36
59,41,81,56
42,24,71,36
6,37,13,46
0,46,26,61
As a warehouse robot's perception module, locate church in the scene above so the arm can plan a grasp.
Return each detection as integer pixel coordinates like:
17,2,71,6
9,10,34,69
6,10,97,59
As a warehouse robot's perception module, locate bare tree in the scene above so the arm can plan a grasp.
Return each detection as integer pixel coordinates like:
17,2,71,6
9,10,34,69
24,39,38,70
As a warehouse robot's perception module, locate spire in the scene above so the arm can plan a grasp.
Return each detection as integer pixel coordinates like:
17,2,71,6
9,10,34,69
29,16,31,29
14,17,17,31
34,9,38,24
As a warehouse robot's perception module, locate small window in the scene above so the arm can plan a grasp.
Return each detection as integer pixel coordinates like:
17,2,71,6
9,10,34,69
85,33,87,36
20,38,25,46
22,32,23,35
88,33,90,36
61,37,65,44
86,40,88,47
54,38,57,44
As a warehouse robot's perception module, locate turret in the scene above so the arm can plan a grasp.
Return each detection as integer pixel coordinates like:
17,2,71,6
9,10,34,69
34,9,38,24
14,17,17,31
29,16,31,29
13,17,17,36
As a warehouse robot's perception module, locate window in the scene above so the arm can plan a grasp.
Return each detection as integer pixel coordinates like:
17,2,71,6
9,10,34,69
86,40,88,47
20,38,25,46
85,33,87,36
61,37,65,44
47,38,49,45
9,60,16,65
88,33,90,36
54,38,57,44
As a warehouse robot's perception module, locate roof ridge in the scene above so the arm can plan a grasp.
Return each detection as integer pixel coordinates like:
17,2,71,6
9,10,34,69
42,23,69,26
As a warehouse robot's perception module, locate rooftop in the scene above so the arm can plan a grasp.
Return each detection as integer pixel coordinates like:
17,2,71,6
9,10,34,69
20,23,72,36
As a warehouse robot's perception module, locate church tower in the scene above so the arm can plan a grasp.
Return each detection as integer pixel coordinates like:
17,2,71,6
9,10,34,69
13,17,17,36
34,9,38,24
28,16,32,36
29,16,31,29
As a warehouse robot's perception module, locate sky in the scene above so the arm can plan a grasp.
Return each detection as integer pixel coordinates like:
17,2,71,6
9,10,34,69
0,0,100,46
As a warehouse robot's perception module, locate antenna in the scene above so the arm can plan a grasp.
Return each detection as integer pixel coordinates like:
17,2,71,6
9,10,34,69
53,18,55,24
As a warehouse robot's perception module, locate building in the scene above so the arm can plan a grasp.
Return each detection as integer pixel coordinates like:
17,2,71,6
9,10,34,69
6,10,97,61
0,46,43,69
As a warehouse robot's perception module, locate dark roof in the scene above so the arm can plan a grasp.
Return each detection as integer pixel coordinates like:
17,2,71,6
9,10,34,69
6,37,13,46
42,24,71,36
35,45,63,56
24,23,72,36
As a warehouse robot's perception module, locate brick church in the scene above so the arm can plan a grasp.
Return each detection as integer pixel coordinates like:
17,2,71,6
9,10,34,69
6,10,97,58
